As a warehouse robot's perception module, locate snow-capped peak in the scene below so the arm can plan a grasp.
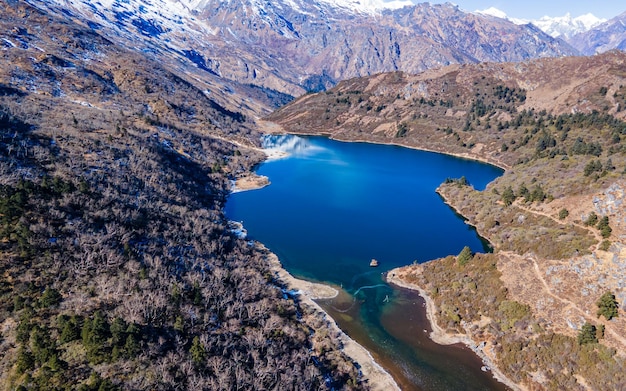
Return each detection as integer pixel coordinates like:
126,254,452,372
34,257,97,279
317,0,413,14
476,7,507,20
474,7,526,25
474,7,606,39
532,12,606,38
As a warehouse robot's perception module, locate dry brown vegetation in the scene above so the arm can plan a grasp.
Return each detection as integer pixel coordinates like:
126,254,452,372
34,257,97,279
400,253,626,391
0,2,365,390
268,52,626,171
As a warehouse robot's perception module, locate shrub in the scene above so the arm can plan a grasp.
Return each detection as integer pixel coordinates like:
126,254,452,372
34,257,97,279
599,240,611,251
39,287,62,308
584,160,603,176
498,300,530,330
457,246,473,266
597,216,612,238
501,186,516,206
584,212,598,226
396,122,409,138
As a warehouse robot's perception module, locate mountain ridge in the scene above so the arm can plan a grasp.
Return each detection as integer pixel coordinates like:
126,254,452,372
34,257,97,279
31,0,578,115
0,2,366,389
569,11,626,55
476,7,607,39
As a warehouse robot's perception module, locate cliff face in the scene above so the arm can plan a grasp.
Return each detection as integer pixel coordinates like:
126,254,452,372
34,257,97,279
31,0,577,110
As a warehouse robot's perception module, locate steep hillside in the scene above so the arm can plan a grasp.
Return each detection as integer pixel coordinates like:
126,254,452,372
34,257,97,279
30,0,577,109
268,52,626,390
0,2,364,390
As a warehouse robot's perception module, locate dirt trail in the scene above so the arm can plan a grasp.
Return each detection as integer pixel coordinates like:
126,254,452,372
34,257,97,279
513,201,603,249
501,250,626,349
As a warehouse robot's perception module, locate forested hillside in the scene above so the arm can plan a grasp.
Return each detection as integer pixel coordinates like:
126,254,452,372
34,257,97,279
0,2,362,389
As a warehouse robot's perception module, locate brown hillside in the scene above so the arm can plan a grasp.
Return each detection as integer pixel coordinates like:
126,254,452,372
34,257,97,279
268,51,626,168
0,2,364,390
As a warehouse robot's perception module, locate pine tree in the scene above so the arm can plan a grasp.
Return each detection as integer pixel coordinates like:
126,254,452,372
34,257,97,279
597,291,619,320
597,216,612,239
190,336,206,365
578,322,598,345
15,345,35,374
501,186,516,206
110,317,127,347
59,315,81,343
124,334,139,358
39,287,62,308
584,212,598,226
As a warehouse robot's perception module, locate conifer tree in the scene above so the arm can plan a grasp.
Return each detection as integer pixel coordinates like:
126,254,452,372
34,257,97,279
597,291,619,320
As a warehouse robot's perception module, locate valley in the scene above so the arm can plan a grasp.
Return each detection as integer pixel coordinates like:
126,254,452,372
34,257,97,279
1,0,625,389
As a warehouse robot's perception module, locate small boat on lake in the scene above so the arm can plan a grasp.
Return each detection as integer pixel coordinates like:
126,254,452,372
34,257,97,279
370,258,379,267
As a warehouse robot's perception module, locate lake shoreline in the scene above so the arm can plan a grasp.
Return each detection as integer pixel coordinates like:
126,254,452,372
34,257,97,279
232,132,506,390
328,135,511,170
260,244,401,391
231,173,270,193
230,143,401,390
265,128,511,171
385,269,525,391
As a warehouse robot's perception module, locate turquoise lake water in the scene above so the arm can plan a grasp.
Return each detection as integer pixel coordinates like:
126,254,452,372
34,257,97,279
225,135,507,390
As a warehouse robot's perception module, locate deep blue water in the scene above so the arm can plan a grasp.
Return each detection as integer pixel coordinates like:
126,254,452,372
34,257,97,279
225,135,506,390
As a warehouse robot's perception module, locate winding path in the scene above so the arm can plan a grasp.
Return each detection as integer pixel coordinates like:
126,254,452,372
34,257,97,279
513,200,604,250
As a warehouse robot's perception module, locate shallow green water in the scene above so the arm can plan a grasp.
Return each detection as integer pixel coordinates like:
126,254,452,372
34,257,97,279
225,135,508,390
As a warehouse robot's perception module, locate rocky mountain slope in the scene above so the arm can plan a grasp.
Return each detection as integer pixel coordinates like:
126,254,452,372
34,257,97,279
569,11,626,55
0,1,365,389
30,0,577,112
268,51,626,390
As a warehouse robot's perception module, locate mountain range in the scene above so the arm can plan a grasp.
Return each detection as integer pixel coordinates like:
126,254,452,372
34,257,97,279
569,11,626,55
476,7,606,39
476,7,626,55
31,0,582,115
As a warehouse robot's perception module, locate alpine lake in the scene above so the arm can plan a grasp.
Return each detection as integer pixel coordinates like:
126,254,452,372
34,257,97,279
225,135,508,391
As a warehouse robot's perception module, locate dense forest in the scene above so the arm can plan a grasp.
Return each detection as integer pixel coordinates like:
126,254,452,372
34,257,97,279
0,2,363,390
